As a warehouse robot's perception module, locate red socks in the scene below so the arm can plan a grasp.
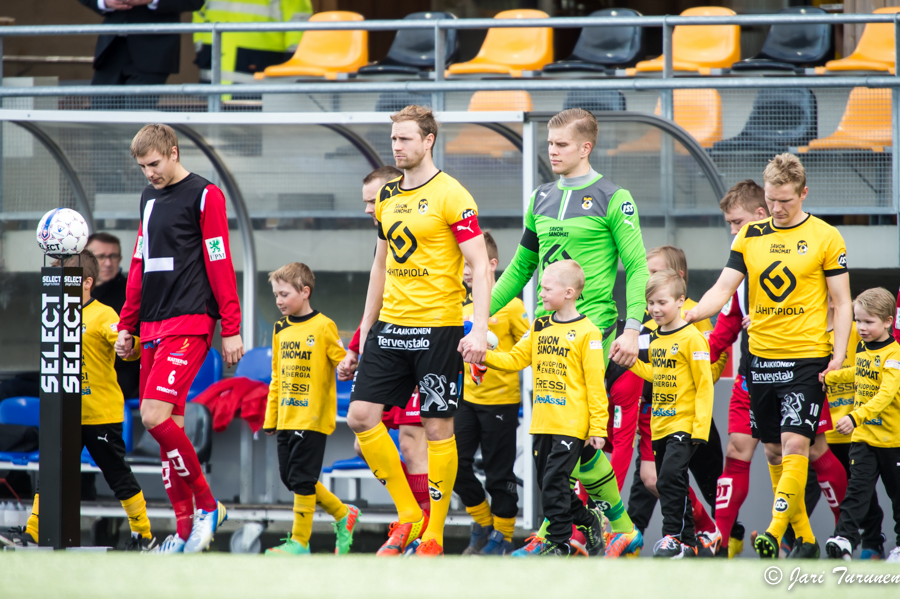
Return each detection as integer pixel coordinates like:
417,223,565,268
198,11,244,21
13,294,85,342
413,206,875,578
402,463,431,515
151,418,217,512
161,446,195,540
812,449,847,524
690,486,716,535
715,457,750,543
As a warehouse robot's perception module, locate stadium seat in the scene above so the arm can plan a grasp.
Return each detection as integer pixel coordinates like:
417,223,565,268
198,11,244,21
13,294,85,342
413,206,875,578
358,12,458,76
800,87,892,152
562,90,626,112
0,397,40,427
712,89,817,153
611,89,722,154
234,346,274,385
824,7,900,74
542,8,643,74
126,403,213,466
81,406,134,466
446,9,552,77
261,12,367,80
633,7,740,75
731,6,832,72
445,91,532,158
187,348,223,401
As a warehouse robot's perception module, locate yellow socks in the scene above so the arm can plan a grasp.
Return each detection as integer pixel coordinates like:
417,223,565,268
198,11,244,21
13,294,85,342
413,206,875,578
356,423,421,523
315,481,349,521
120,491,152,539
466,500,493,528
291,494,316,546
768,462,783,496
25,494,39,543
421,436,458,547
767,454,808,542
493,515,516,542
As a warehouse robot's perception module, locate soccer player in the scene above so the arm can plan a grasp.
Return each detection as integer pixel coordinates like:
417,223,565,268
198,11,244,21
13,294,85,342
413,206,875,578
115,124,244,554
0,250,153,550
490,107,646,557
600,322,643,491
824,288,900,562
346,105,491,557
626,269,714,558
263,263,360,556
338,166,432,515
484,260,607,556
685,153,852,559
456,232,529,555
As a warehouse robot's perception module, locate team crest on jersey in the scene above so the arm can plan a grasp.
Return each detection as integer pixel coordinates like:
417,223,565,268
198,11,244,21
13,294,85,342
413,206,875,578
620,201,635,216
875,355,881,368
306,335,315,347
670,343,679,356
838,252,847,268
797,240,808,255
567,330,576,341
205,237,226,262
582,196,593,210
418,199,429,214
460,209,476,220
134,236,144,259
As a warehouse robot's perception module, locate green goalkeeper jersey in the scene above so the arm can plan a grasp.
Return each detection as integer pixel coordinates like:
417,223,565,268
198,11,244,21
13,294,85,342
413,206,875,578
491,171,649,334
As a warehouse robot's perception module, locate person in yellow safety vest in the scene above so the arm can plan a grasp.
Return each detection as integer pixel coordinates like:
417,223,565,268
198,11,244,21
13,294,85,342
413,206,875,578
193,0,313,84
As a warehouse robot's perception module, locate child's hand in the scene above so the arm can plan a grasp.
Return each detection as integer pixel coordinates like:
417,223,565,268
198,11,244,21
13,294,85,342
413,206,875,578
469,363,487,385
588,436,605,450
835,416,856,436
263,429,276,436
115,329,135,359
337,351,359,381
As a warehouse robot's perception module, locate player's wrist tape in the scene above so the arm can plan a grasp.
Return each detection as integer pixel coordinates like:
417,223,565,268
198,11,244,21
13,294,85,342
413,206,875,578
624,318,642,332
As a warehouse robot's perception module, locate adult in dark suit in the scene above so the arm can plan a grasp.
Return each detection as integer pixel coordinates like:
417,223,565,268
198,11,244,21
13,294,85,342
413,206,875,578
77,0,205,88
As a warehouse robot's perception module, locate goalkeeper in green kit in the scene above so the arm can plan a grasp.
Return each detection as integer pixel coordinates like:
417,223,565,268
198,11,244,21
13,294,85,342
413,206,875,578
491,108,649,557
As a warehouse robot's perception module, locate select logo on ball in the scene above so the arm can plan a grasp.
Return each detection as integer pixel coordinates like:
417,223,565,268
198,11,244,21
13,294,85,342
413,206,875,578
36,208,90,256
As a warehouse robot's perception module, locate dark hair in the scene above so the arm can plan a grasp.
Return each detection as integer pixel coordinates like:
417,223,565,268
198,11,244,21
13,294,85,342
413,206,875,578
53,249,99,285
482,231,499,262
363,166,403,186
87,232,122,250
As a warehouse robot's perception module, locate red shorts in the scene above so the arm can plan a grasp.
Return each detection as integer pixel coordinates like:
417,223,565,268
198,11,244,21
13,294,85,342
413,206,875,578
728,374,752,436
638,403,653,462
382,390,422,430
139,335,209,417
816,401,834,434
605,371,641,453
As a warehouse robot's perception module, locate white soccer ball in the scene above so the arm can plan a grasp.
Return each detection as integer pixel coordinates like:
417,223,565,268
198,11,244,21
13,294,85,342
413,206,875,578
36,208,89,256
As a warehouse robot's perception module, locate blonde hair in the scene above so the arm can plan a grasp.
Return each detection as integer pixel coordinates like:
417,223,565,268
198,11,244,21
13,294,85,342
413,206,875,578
763,153,806,195
131,124,179,160
719,179,768,216
854,287,895,323
544,259,585,295
547,108,598,149
269,262,315,296
645,269,686,302
646,245,689,286
391,105,439,145
483,231,499,262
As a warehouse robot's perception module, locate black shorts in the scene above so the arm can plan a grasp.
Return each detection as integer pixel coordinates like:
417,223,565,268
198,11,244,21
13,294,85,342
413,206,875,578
276,429,328,496
351,321,464,419
747,354,829,444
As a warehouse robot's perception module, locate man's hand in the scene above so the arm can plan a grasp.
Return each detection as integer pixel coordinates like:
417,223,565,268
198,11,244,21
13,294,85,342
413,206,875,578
263,428,276,436
835,415,856,436
106,0,133,9
609,328,638,368
459,330,487,365
741,315,751,330
123,0,153,6
820,357,844,381
222,334,245,368
588,436,605,451
337,351,359,382
115,330,136,359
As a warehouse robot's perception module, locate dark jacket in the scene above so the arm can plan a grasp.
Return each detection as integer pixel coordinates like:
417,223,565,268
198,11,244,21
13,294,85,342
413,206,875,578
77,0,205,75
91,270,140,399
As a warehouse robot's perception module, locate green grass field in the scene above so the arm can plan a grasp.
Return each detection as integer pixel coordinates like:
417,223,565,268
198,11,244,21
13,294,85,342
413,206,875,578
4,553,900,598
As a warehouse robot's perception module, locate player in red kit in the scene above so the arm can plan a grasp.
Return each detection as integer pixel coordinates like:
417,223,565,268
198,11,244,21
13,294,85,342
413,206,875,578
115,124,244,554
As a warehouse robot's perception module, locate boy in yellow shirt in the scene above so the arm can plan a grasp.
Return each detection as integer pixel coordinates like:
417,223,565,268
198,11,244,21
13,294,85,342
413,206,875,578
0,250,152,550
624,269,714,558
263,262,360,556
483,260,608,556
457,232,530,555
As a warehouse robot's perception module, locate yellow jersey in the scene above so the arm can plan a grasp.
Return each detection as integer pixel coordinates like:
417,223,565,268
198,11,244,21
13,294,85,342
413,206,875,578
727,215,847,359
82,299,140,425
825,323,862,445
464,293,530,406
644,298,729,381
824,337,900,448
264,311,346,434
630,323,714,442
375,172,479,327
485,314,608,439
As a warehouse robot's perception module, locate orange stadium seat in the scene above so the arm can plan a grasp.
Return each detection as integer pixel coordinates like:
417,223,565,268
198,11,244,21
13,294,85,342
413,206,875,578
446,9,552,77
800,87,892,153
610,89,722,155
260,12,367,80
824,6,900,74
445,91,533,157
633,7,740,75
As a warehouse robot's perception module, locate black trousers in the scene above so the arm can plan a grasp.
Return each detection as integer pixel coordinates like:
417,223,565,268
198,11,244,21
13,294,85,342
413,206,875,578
533,434,593,544
835,443,900,549
82,423,141,501
276,430,328,496
653,433,699,547
453,400,520,518
91,37,167,111
830,442,884,549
